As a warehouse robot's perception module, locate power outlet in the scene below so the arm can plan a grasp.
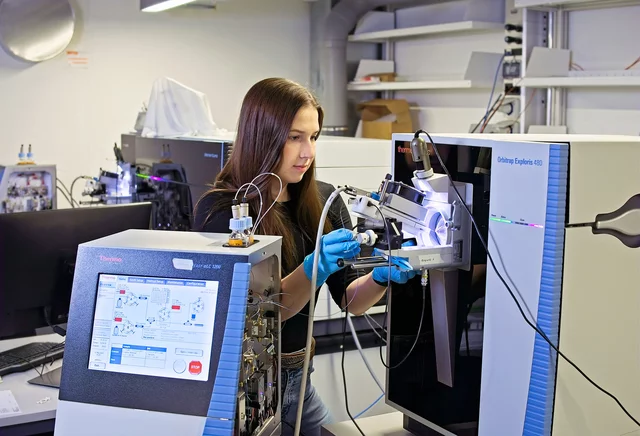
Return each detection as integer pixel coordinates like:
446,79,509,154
498,97,521,117
482,120,520,134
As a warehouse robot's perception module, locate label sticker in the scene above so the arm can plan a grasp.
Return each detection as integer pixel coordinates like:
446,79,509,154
0,391,21,416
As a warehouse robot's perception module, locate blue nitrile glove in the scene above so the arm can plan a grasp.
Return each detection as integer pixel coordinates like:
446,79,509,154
303,228,361,287
372,267,417,286
372,239,418,286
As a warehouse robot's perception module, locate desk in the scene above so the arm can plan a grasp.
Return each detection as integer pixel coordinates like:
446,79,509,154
0,334,64,436
321,412,413,436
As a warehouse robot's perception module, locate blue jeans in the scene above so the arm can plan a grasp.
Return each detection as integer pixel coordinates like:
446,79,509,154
280,361,332,436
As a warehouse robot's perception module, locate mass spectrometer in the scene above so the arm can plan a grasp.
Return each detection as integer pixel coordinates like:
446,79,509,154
339,132,640,436
82,144,193,230
55,230,283,436
121,133,234,203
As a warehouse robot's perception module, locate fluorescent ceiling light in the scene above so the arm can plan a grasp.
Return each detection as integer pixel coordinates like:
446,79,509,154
140,0,197,12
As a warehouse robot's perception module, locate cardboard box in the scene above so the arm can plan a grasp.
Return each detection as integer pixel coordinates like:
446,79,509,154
357,99,413,140
369,72,396,82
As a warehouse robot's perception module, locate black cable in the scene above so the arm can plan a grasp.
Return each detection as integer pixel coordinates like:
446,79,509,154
470,94,503,134
341,309,366,436
56,186,75,209
40,307,66,374
370,203,425,370
56,178,73,198
471,93,502,133
416,129,640,427
56,178,80,208
371,205,393,367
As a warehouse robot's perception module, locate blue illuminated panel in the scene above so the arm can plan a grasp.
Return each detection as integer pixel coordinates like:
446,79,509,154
522,143,569,436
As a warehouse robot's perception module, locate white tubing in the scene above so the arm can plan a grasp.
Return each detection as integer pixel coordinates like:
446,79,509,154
294,187,348,436
346,312,384,393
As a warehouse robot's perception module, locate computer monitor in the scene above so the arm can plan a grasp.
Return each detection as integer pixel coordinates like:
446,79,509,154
0,203,153,340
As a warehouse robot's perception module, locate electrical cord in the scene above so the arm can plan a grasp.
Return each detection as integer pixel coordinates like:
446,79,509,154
472,79,524,134
338,208,386,429
363,313,386,344
294,186,347,436
70,175,93,206
513,89,538,125
480,53,506,128
415,129,640,428
624,56,640,70
570,62,585,71
235,182,263,223
370,203,425,370
245,172,283,235
342,311,385,430
56,186,75,209
354,393,384,419
346,312,384,392
364,312,385,333
342,306,367,436
480,94,508,132
56,179,78,208
470,95,504,133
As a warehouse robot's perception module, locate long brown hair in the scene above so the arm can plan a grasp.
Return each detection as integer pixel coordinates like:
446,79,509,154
197,78,331,271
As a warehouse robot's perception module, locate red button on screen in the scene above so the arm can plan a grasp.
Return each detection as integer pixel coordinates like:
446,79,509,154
189,361,202,375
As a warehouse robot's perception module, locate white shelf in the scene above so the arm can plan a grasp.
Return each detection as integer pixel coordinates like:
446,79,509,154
514,0,624,9
520,76,640,88
348,21,503,43
348,79,495,91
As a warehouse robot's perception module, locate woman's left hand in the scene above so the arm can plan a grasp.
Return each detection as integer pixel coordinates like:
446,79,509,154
372,267,417,286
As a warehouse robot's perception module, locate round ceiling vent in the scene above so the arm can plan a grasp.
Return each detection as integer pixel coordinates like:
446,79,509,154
0,0,75,63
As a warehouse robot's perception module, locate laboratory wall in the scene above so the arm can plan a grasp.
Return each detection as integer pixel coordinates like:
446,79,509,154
392,32,505,133
565,5,640,135
0,0,311,204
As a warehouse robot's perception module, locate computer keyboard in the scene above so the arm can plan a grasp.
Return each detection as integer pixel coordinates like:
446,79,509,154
0,341,64,377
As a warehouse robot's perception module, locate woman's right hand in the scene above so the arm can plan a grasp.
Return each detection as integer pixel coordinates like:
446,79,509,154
303,228,361,286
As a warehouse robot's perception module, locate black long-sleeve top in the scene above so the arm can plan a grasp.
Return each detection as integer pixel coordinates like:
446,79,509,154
192,181,358,353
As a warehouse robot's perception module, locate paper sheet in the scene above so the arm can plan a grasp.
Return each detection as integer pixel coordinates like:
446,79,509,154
0,390,22,416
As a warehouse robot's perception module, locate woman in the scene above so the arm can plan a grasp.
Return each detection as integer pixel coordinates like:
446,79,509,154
193,78,414,435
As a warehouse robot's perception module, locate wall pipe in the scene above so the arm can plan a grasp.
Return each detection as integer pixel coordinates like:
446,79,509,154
320,0,409,136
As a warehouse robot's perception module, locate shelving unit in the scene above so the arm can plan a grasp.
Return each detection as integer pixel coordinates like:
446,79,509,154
345,0,515,134
520,75,640,88
349,50,503,97
514,0,633,9
348,79,495,91
348,21,503,43
515,0,640,133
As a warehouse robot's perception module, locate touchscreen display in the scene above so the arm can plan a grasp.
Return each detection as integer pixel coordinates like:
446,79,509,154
87,274,218,382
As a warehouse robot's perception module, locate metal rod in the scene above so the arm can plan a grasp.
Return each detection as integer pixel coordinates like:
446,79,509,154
545,10,555,126
337,256,389,269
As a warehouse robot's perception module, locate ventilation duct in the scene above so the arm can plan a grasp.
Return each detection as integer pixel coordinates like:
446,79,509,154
320,0,408,135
